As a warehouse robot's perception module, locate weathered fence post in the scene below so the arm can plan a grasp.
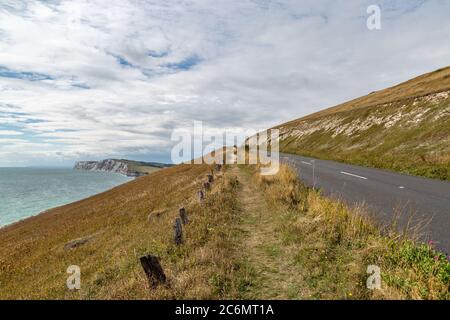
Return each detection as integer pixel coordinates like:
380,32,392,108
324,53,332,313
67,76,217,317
139,255,166,289
173,217,183,245
197,190,205,202
207,174,213,183
179,207,188,225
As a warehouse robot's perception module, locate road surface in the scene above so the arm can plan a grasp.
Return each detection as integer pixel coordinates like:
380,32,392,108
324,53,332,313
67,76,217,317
280,153,450,254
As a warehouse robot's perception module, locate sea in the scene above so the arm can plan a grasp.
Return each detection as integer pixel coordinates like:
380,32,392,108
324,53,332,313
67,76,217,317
0,167,133,227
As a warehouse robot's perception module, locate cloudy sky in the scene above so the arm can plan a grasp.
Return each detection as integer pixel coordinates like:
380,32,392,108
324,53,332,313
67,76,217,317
0,0,449,166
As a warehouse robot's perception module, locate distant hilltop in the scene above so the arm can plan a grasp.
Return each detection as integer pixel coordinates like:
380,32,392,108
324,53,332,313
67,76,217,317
274,66,450,181
74,159,173,177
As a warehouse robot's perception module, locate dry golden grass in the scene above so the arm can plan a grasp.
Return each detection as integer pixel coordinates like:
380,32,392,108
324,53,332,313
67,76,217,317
255,164,306,209
0,164,247,299
1,162,448,300
254,164,450,300
275,67,450,181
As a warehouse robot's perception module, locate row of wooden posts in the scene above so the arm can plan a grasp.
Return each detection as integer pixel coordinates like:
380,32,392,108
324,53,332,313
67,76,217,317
139,164,222,289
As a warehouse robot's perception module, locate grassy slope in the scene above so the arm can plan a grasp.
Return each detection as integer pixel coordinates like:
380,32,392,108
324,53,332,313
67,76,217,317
121,160,170,175
0,163,448,299
248,164,449,299
0,164,246,299
276,67,450,180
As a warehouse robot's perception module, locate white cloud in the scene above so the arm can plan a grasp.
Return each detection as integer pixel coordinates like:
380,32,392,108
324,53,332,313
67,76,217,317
0,130,23,135
0,0,449,166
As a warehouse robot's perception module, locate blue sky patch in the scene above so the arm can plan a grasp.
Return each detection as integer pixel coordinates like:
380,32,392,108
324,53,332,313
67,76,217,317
165,55,201,71
0,66,54,81
111,54,135,68
148,50,169,58
72,82,90,89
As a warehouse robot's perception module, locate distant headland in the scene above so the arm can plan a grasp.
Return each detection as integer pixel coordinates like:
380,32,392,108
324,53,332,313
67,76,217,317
74,159,173,177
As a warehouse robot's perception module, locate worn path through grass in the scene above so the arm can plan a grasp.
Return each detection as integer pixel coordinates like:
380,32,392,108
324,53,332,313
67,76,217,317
233,166,309,299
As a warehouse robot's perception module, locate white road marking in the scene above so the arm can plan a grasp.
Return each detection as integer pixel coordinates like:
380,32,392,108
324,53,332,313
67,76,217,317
302,161,312,166
340,171,368,180
399,186,405,189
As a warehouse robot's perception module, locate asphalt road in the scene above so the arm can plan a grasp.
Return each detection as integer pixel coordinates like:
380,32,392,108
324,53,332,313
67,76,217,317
280,153,450,254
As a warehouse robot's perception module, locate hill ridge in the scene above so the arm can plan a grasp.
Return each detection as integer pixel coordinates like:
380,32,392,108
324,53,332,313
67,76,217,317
278,66,450,126
276,67,450,181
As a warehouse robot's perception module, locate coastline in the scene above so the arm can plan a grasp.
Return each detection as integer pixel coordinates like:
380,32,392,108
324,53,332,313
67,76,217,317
0,175,136,232
0,168,135,230
74,159,171,177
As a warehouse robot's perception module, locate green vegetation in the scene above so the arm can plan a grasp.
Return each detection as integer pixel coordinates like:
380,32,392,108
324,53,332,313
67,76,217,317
121,160,172,175
0,163,448,299
0,164,247,299
277,67,450,181
250,164,450,299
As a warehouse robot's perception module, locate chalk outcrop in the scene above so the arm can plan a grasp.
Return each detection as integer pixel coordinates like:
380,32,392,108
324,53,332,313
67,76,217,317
74,159,129,175
74,159,171,177
274,67,450,180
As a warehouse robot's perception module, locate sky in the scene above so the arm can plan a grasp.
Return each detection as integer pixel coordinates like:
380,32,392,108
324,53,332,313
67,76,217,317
0,0,449,166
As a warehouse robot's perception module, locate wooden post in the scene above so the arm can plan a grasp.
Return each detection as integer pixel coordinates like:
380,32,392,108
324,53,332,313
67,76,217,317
173,217,183,245
197,190,204,202
179,207,188,225
139,255,166,289
206,174,213,183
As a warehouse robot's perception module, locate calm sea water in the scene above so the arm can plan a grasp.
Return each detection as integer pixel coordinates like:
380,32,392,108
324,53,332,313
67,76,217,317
0,167,133,227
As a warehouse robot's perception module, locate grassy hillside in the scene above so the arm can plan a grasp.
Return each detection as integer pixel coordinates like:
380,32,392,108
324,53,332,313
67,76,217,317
0,164,241,299
0,163,448,299
122,160,172,175
250,164,449,299
277,67,450,180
